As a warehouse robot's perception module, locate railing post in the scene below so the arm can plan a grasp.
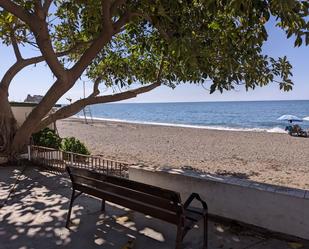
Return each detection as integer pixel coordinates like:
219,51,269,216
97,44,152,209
28,145,31,161
70,152,74,167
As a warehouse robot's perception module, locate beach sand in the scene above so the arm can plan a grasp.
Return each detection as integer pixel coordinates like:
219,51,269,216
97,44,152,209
58,118,309,190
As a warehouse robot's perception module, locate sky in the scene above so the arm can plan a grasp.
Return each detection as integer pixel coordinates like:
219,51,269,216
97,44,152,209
0,18,308,104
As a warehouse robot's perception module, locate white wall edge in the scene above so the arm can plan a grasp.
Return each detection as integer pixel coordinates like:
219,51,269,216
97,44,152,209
129,165,309,240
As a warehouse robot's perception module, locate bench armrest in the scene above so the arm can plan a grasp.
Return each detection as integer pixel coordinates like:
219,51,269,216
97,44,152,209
184,193,208,211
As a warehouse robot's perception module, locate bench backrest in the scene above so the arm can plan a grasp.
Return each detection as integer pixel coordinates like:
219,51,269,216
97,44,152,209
67,167,183,224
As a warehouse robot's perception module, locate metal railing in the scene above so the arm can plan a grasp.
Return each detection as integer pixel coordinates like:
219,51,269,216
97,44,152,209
29,145,129,178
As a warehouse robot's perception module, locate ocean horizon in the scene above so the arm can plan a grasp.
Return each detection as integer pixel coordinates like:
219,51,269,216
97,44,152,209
76,100,309,133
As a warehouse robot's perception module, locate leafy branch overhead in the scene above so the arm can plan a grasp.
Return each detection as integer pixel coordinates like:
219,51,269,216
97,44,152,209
50,0,308,93
0,0,308,95
0,0,308,155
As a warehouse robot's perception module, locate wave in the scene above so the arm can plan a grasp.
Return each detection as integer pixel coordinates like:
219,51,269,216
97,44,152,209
72,115,287,134
266,127,287,133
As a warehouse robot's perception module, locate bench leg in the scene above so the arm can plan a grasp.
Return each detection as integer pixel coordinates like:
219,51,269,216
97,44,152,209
66,189,76,228
203,214,208,249
101,199,105,212
175,226,183,249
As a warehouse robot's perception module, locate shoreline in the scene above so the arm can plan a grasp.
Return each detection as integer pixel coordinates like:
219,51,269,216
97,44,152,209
58,118,309,190
73,116,287,134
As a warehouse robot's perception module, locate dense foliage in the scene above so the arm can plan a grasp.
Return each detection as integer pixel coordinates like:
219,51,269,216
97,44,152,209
32,128,90,155
32,128,62,149
53,0,309,92
1,1,308,94
61,137,90,155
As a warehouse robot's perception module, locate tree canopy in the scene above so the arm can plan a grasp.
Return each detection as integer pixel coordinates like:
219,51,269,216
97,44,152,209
0,0,308,155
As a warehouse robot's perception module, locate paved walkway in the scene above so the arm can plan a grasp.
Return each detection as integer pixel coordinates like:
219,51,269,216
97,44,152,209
0,165,307,249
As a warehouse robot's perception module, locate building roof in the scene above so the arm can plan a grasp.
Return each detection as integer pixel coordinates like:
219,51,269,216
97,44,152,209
10,101,62,108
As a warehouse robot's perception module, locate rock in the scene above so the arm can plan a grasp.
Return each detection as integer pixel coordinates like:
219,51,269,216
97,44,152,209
24,94,43,103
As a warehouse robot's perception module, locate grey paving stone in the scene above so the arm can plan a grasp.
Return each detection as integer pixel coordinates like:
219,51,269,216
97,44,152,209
1,166,308,249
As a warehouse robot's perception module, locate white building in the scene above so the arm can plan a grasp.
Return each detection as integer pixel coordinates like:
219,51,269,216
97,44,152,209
10,102,61,130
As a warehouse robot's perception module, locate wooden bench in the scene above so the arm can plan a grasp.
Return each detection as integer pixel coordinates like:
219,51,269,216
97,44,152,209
66,166,208,249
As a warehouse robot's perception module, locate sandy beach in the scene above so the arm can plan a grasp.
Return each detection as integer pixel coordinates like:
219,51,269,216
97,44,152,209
58,118,309,190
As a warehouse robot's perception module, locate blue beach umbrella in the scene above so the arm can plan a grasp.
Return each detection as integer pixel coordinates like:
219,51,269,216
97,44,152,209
277,115,303,123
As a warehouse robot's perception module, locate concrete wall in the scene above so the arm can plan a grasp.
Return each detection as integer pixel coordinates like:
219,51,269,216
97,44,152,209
11,106,34,127
11,105,57,129
129,166,309,240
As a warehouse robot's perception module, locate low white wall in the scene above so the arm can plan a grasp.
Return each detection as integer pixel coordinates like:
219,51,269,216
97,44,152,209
11,106,57,129
129,166,309,240
11,106,34,127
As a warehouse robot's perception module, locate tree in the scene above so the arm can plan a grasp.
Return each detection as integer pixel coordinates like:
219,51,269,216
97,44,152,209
0,0,308,158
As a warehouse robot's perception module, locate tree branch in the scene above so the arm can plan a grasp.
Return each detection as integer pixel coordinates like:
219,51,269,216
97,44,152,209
9,0,131,150
102,0,113,34
152,19,171,42
8,0,67,82
111,0,126,15
38,50,166,129
32,18,67,81
115,11,171,41
0,45,81,93
89,81,160,105
42,0,53,16
113,11,131,32
10,30,22,61
156,55,165,82
34,0,46,20
0,56,45,94
89,77,101,98
139,13,171,41
0,0,32,25
37,82,161,130
70,1,116,80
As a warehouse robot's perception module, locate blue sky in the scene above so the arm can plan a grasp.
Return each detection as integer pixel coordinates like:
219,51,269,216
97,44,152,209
0,19,308,104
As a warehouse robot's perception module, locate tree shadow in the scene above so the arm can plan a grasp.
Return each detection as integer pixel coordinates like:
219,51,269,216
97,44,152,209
0,166,304,249
0,165,26,205
0,166,180,248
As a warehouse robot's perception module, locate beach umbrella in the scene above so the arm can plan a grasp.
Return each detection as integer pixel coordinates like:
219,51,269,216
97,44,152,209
277,115,303,123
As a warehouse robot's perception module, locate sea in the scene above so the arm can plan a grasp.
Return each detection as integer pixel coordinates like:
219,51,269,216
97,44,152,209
76,100,309,133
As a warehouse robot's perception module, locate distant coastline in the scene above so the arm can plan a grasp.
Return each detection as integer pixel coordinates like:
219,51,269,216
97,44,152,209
101,99,309,104
60,99,309,106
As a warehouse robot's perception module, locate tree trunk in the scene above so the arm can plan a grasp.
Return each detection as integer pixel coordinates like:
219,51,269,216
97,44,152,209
10,119,36,156
10,79,71,155
0,89,17,156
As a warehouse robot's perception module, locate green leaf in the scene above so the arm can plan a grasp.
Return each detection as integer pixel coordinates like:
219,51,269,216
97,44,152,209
210,84,216,94
294,35,303,47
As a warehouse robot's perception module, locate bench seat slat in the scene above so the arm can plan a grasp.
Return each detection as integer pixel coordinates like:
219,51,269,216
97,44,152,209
75,183,180,224
72,174,181,213
70,167,181,203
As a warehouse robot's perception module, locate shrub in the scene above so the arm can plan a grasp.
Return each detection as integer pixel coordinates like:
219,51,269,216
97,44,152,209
32,128,62,149
61,137,90,155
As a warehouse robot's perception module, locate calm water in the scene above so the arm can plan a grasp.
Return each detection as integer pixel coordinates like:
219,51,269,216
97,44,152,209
77,100,309,133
